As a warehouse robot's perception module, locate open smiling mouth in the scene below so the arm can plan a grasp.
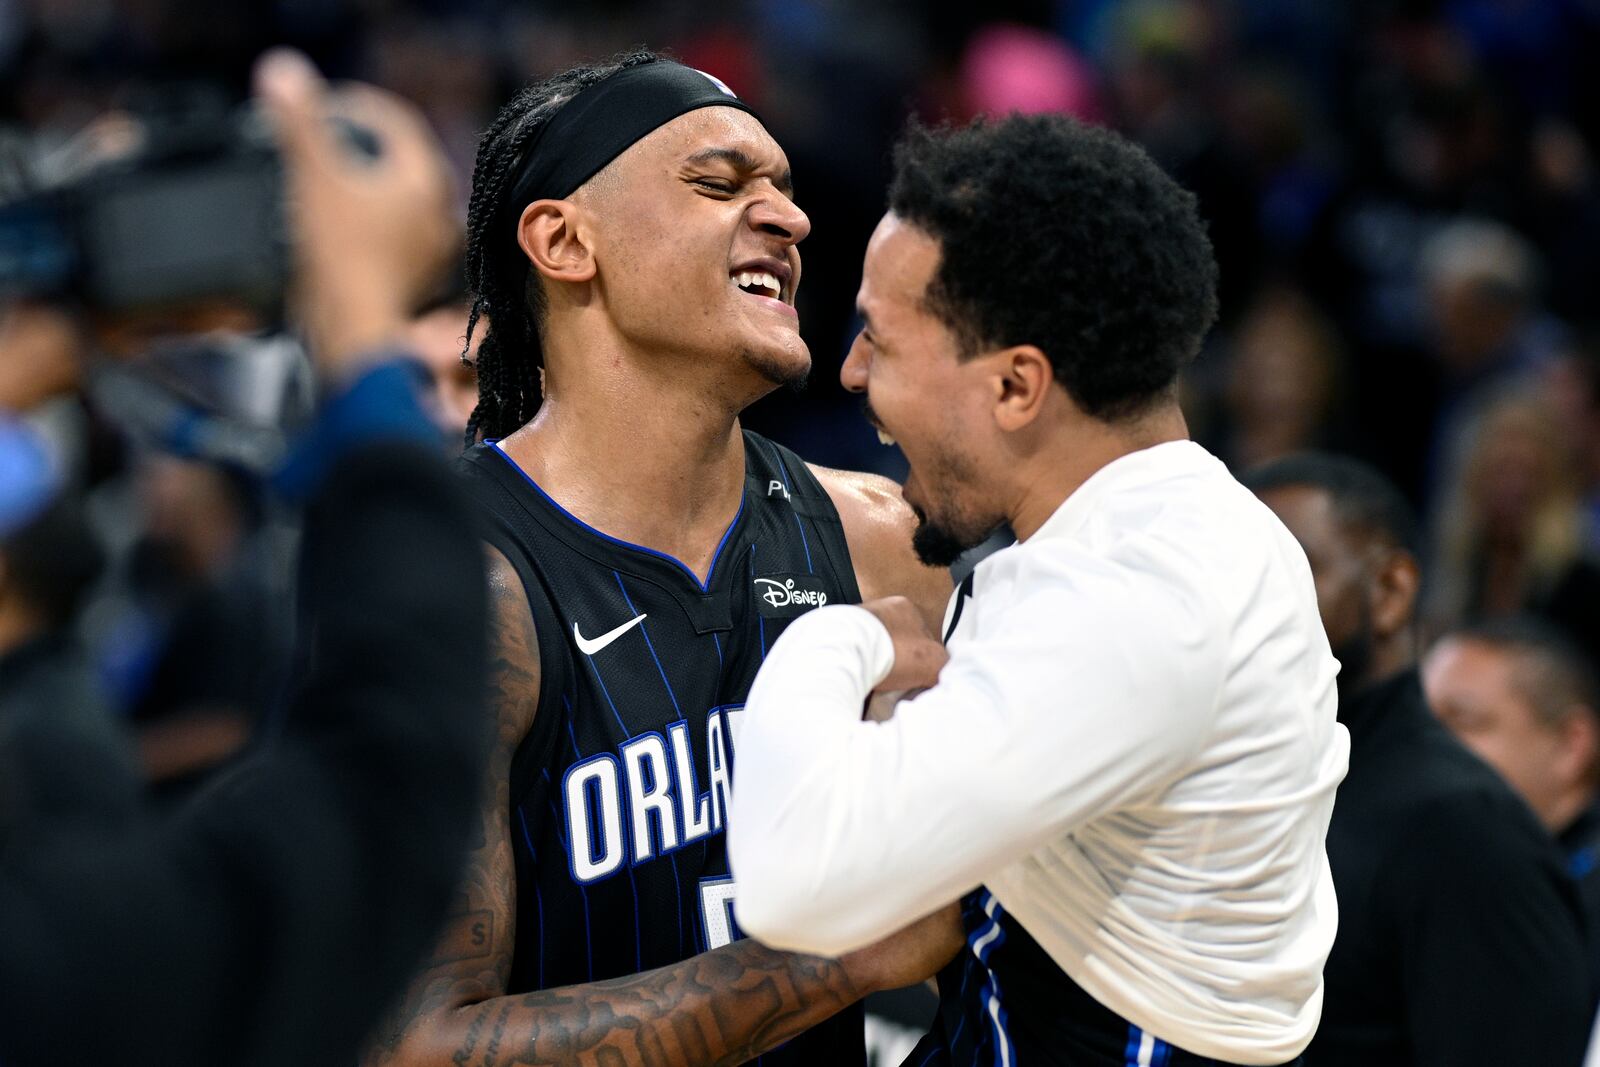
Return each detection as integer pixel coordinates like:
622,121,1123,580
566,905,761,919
732,270,782,300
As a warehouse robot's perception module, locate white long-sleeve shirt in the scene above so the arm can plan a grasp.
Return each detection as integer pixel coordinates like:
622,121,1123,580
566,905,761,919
728,440,1349,1065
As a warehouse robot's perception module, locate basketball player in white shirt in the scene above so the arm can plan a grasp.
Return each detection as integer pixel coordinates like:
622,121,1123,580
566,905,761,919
728,115,1349,1067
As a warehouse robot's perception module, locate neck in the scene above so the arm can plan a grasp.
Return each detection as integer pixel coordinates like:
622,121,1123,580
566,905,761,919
1008,402,1190,542
1359,632,1418,693
497,333,764,582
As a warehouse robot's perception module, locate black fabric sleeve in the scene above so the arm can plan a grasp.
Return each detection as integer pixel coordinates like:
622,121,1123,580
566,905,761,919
1393,789,1593,1066
0,441,489,1067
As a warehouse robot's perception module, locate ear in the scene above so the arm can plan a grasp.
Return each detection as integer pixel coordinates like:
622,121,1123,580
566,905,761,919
991,345,1054,433
1556,706,1600,789
1369,549,1420,641
516,200,596,284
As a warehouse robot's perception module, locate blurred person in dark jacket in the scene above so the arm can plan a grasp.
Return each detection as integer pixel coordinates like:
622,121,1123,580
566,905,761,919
0,417,141,825
0,49,487,1067
1424,618,1600,942
1245,451,1591,1067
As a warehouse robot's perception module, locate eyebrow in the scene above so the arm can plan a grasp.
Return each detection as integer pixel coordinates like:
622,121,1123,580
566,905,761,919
684,146,795,197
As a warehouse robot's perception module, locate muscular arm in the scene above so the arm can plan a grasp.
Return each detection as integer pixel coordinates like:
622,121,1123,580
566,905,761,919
368,547,880,1067
810,465,953,632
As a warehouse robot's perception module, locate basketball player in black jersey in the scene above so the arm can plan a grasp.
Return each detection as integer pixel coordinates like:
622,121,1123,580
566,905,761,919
365,52,958,1067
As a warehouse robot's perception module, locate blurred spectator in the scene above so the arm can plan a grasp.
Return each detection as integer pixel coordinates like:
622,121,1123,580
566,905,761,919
118,453,282,798
1211,284,1348,470
0,414,139,825
1245,451,1591,1067
1103,1,1262,320
0,49,488,1067
957,23,1105,122
1541,335,1600,553
1421,219,1546,387
1419,218,1566,482
1427,388,1600,665
404,287,479,439
1424,617,1600,938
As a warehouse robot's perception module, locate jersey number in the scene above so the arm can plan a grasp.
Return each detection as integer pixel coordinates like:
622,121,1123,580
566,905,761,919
699,876,745,950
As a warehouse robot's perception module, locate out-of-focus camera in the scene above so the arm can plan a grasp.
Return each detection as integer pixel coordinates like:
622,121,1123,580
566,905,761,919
0,94,377,319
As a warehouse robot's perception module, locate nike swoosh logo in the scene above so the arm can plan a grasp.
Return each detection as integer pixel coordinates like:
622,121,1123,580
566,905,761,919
573,614,647,656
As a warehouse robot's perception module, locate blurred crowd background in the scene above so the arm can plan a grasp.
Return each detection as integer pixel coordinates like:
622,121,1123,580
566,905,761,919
3,0,1600,1042
0,0,1597,1062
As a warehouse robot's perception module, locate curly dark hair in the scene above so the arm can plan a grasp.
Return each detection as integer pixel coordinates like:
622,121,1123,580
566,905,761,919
888,114,1219,421
461,48,662,446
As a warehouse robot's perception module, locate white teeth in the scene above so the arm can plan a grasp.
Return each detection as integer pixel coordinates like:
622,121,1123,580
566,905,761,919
876,428,896,447
733,270,782,298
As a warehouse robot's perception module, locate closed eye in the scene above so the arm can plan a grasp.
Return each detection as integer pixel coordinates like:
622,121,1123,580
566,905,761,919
692,177,737,194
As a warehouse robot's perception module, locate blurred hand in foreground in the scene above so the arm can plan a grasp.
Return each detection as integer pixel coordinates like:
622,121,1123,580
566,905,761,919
254,49,459,377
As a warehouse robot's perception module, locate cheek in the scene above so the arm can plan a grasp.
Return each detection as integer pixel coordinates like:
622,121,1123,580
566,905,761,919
1313,577,1359,640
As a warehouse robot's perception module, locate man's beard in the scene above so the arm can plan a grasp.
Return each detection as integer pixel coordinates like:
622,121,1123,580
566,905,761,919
859,399,993,567
1330,605,1376,700
910,502,997,568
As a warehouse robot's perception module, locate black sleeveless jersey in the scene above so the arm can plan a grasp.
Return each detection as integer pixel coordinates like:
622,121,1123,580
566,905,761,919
458,431,866,1066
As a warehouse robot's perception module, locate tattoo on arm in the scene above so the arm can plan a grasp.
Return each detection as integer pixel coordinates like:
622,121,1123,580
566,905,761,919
363,548,536,1063
447,937,860,1067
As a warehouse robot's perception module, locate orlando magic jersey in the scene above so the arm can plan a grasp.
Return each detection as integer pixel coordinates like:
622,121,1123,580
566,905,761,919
458,430,866,1066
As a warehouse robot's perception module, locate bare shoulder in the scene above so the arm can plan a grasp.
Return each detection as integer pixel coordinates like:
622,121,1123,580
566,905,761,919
809,464,952,633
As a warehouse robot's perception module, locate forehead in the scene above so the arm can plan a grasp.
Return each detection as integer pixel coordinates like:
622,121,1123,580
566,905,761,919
603,106,789,183
859,213,942,317
1430,640,1521,698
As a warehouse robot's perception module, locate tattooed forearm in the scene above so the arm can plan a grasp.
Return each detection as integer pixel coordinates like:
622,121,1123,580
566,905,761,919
428,936,860,1067
450,1005,486,1067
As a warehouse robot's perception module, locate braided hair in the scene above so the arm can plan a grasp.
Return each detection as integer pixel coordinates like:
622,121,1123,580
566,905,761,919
462,48,662,446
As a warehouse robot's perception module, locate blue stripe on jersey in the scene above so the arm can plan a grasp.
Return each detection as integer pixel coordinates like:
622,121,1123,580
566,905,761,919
968,891,1014,1067
581,651,630,736
546,742,593,981
614,572,682,716
515,807,547,990
1125,1024,1173,1066
669,850,685,959
626,866,643,972
748,543,766,658
564,688,644,974
947,949,974,1050
489,441,746,593
711,630,723,666
603,583,688,963
768,444,814,574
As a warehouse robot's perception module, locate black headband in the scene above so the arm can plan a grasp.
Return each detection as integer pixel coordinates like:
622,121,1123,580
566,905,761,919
504,61,761,216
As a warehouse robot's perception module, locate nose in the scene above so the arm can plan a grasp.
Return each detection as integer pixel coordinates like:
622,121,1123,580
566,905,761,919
840,332,868,393
749,189,812,245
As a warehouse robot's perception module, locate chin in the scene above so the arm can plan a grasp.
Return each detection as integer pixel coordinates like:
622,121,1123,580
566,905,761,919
745,342,812,393
909,489,998,568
